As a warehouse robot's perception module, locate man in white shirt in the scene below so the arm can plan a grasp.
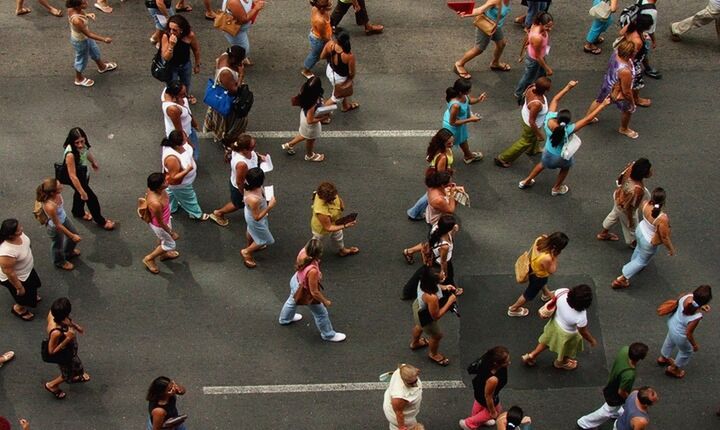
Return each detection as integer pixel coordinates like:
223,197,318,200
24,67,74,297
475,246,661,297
670,0,720,41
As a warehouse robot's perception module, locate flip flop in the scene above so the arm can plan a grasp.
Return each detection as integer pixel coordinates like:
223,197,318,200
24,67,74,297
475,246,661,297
98,62,117,74
583,46,602,55
50,7,63,16
44,383,67,399
554,360,578,370
507,307,529,317
341,102,360,112
611,277,630,289
490,63,511,71
410,338,429,350
665,368,685,379
71,372,91,383
176,4,193,12
453,63,471,79
429,354,450,366
0,351,15,367
102,220,116,230
74,78,95,87
93,3,112,13
338,246,360,257
11,308,34,321
521,353,536,366
304,153,325,162
16,7,31,15
82,212,93,221
494,157,511,168
618,129,639,139
364,24,384,35
596,232,620,241
57,261,75,271
160,250,180,261
656,357,673,367
143,258,160,274
241,250,257,268
209,213,229,226
402,249,414,265
281,143,296,155
205,12,216,20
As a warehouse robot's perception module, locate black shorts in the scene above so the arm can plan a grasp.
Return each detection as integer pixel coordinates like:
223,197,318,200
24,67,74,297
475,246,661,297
522,273,548,301
229,182,244,209
2,269,41,307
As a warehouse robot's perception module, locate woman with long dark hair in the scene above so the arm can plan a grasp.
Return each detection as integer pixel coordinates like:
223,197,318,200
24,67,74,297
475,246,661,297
282,77,331,162
429,214,460,287
460,346,511,429
320,29,359,112
44,297,89,399
240,167,277,268
146,376,187,429
612,188,676,289
0,219,42,321
37,178,82,270
160,14,200,103
61,127,115,230
518,80,610,196
406,128,455,221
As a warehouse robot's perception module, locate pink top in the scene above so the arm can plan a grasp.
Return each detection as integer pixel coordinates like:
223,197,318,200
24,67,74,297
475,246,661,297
527,27,550,61
150,200,171,228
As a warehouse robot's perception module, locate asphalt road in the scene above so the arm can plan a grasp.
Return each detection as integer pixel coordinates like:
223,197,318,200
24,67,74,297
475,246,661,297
1,1,719,429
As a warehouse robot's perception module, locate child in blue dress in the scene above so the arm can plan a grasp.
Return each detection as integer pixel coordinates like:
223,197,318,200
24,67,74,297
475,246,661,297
442,78,487,164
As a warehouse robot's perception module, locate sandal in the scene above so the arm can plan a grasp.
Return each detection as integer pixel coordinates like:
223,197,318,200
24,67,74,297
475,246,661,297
583,45,602,55
611,276,630,289
0,351,15,367
490,63,511,71
143,258,160,274
82,212,93,221
102,220,116,230
175,4,192,12
429,354,450,367
507,307,529,317
98,62,117,74
74,78,95,88
618,128,639,139
596,36,605,44
71,372,91,383
402,249,414,265
44,383,67,400
70,249,81,257
551,185,569,196
241,249,257,268
11,308,34,321
338,246,360,257
93,2,112,13
341,102,360,112
281,143,296,155
49,7,63,17
656,356,673,367
596,232,620,241
160,250,180,261
410,338,429,350
554,359,578,370
493,157,511,168
364,24,384,35
16,7,32,15
304,153,325,162
518,179,535,189
453,62,471,79
57,261,75,271
209,213,229,227
463,152,484,164
665,367,685,379
521,353,536,366
204,12,216,20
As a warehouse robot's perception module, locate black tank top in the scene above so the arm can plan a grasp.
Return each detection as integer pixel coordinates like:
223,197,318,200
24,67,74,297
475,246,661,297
168,39,191,67
472,367,507,406
329,49,349,77
148,396,179,419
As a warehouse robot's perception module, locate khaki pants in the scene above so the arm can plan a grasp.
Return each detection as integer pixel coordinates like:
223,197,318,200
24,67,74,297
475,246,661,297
602,202,637,245
671,1,720,36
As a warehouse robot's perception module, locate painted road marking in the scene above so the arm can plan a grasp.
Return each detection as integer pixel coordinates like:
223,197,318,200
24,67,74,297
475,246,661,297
203,380,465,395
198,130,437,139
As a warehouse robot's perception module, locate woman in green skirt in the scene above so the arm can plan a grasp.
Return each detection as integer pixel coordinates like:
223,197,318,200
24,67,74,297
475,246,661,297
520,284,597,370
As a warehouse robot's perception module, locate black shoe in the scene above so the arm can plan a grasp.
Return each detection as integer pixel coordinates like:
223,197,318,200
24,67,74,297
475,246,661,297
645,68,662,79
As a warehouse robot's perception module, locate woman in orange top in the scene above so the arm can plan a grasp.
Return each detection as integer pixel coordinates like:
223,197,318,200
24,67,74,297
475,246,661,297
302,0,333,78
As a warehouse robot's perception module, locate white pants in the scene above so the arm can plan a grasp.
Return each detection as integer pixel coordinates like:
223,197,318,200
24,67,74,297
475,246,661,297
602,202,637,245
312,230,344,251
671,1,720,35
149,220,176,251
577,402,623,429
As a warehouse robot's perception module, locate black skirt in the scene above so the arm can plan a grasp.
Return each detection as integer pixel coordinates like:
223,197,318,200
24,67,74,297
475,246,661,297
2,268,41,307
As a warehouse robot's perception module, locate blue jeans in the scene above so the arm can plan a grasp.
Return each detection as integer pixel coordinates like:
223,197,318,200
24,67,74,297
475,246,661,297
278,274,337,340
661,329,693,368
304,32,327,70
47,218,79,267
514,55,547,99
147,7,176,31
406,193,428,220
621,229,658,279
524,1,550,28
586,0,613,43
70,38,101,73
224,25,251,56
169,61,193,94
168,183,203,219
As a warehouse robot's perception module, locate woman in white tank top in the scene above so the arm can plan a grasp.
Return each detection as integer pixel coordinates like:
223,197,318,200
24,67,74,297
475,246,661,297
613,187,676,289
162,81,200,160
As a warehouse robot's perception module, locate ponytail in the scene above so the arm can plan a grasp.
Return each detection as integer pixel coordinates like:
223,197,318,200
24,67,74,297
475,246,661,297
649,187,666,218
36,178,59,203
550,109,572,148
445,87,459,102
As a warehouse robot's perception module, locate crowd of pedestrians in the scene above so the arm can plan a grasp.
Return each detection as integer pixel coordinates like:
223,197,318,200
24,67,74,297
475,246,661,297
4,0,719,428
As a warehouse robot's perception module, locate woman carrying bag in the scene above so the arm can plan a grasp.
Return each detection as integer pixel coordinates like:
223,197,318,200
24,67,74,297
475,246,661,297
204,46,249,143
320,29,359,113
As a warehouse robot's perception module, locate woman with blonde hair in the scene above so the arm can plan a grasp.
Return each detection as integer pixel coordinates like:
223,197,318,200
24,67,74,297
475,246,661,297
278,238,346,342
37,178,82,271
383,363,423,430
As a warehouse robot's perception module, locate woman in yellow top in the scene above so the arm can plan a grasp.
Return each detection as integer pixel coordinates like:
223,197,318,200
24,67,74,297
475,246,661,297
507,232,568,317
311,182,359,256
301,0,333,79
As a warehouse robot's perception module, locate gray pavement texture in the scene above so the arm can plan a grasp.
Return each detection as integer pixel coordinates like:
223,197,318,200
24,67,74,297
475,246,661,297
0,0,719,429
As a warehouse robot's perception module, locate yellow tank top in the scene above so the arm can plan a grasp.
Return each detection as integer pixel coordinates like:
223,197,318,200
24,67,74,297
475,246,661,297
429,150,454,170
529,237,552,278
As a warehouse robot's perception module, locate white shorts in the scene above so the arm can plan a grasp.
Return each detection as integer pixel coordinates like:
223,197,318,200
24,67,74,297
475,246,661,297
325,64,348,102
149,219,176,251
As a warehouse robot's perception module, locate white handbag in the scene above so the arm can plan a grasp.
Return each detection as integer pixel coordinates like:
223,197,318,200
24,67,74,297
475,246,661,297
561,134,582,160
589,0,612,20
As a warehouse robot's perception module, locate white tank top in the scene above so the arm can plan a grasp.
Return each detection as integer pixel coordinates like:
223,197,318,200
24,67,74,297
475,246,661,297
521,91,548,128
637,203,665,242
161,89,193,137
162,143,197,186
230,150,258,189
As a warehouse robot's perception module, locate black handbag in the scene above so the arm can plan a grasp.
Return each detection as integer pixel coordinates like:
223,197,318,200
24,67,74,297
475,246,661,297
151,49,170,82
54,160,87,186
41,328,74,365
232,84,254,117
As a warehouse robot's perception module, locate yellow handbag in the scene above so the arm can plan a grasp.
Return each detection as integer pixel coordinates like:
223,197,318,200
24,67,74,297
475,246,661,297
213,9,241,36
473,14,497,36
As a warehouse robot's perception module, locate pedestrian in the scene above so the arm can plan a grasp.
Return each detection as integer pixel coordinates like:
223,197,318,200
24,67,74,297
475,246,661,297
222,0,265,65
614,387,658,430
382,363,423,430
310,182,360,256
281,77,331,162
611,187,676,289
61,128,116,230
521,284,598,370
162,80,200,160
429,215,460,287
0,351,15,368
621,15,654,108
36,178,82,271
453,0,512,80
320,29,360,113
240,167,276,268
213,134,265,224
638,0,661,79
583,0,618,55
146,376,188,430
142,173,180,274
507,232,568,317
670,0,720,42
494,77,551,168
657,285,712,378
409,266,460,366
146,0,175,45
513,12,553,104
596,158,652,246
406,129,455,221
66,0,116,88
44,297,90,400
0,219,42,322
301,0,333,78
585,39,639,139
160,15,201,103
519,0,551,28
443,78,487,164
203,46,249,143
518,80,611,196
459,346,510,429
278,238,347,342
576,342,649,429
329,0,383,35
161,131,221,224
425,171,461,227
16,0,63,16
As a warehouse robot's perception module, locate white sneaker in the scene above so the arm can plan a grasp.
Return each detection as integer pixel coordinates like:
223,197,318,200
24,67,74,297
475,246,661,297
325,332,347,342
484,419,496,427
291,313,303,322
459,419,471,430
